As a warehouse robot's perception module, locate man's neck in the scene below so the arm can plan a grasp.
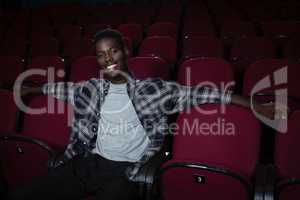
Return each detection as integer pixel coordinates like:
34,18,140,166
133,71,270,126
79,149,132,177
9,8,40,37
110,76,128,84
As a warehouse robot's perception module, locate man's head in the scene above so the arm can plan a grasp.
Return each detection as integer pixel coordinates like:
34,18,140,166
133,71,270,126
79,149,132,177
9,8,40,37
94,29,130,83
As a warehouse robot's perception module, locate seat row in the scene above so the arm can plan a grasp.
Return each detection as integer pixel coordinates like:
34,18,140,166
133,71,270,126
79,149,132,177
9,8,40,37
0,92,299,200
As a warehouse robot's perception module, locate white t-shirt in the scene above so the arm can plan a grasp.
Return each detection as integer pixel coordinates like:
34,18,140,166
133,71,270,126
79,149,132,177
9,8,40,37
92,83,150,162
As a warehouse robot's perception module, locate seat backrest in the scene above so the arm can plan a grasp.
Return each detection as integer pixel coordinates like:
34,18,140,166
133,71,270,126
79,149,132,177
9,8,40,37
0,90,18,134
275,110,300,179
0,37,28,57
84,24,111,39
139,36,177,64
0,56,24,84
283,37,300,63
147,22,178,39
125,5,155,25
63,38,95,61
128,56,170,80
261,21,300,39
230,37,276,62
156,4,181,23
69,56,100,82
25,56,65,85
173,104,261,177
117,23,143,46
177,57,234,90
30,37,60,57
181,36,223,62
30,24,54,39
243,59,300,110
183,20,216,38
243,59,290,96
220,21,256,40
21,95,72,150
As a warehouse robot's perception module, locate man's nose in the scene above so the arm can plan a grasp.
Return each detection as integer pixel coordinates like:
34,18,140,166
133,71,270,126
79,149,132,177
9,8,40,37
105,52,113,64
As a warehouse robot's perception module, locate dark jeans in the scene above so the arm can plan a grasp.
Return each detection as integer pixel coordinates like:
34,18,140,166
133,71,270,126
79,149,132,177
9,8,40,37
7,154,139,200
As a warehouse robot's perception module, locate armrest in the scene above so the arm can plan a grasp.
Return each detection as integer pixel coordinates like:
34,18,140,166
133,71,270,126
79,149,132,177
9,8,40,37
0,134,54,155
0,134,58,169
133,133,173,200
47,149,67,169
134,149,170,200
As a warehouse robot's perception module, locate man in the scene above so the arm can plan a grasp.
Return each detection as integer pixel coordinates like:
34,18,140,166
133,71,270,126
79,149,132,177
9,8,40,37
8,29,279,200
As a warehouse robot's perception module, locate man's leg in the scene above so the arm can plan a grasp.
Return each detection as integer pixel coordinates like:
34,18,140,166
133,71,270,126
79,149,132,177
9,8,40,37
7,155,88,200
94,176,139,200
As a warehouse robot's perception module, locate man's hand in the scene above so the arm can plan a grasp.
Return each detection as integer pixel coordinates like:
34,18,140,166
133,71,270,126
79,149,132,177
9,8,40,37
231,94,289,120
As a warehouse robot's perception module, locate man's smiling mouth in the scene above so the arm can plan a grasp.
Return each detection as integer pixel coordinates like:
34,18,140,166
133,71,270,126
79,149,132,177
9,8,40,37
107,64,117,71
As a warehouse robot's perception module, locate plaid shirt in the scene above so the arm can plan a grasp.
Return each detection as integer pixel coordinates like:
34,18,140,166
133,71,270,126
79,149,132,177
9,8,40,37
42,77,232,181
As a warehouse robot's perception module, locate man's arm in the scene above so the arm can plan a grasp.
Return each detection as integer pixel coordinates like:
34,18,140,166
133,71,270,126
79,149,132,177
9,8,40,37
231,94,287,120
231,94,251,108
163,80,232,113
21,86,43,96
20,82,83,106
164,80,283,120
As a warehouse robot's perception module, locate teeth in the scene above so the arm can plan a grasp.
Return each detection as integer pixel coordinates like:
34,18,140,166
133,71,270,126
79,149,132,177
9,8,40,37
107,64,117,70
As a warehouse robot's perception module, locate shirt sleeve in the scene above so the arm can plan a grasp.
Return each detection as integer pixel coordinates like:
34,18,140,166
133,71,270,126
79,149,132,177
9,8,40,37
163,81,232,113
41,82,85,106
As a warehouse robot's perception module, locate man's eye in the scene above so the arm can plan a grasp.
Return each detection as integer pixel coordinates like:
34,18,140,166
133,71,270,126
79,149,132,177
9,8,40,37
112,49,119,53
97,54,103,58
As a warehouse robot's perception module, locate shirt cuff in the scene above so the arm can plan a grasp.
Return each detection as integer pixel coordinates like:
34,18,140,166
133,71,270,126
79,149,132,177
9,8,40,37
221,89,232,104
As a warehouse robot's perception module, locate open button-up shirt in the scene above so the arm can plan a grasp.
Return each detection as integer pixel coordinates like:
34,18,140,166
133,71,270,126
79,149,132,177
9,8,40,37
42,77,232,181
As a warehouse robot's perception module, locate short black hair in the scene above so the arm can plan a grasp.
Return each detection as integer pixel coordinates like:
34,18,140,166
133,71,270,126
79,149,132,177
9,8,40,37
94,28,125,49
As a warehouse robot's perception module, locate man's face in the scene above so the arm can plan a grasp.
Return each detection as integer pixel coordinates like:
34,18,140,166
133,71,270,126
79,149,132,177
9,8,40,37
95,38,129,81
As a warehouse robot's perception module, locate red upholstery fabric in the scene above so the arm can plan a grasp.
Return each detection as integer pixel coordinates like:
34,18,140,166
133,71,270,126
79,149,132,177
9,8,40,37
161,104,261,200
283,37,300,63
0,37,28,57
0,56,24,84
0,90,18,134
183,20,216,38
25,56,65,85
117,23,143,46
230,37,276,70
21,95,72,150
63,38,95,61
69,56,100,82
278,184,300,200
30,37,59,57
84,24,111,40
128,56,170,80
221,21,256,40
230,37,276,92
58,24,82,43
139,36,177,64
181,36,223,62
147,22,177,39
275,110,300,179
275,110,300,200
177,57,234,89
243,59,300,110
